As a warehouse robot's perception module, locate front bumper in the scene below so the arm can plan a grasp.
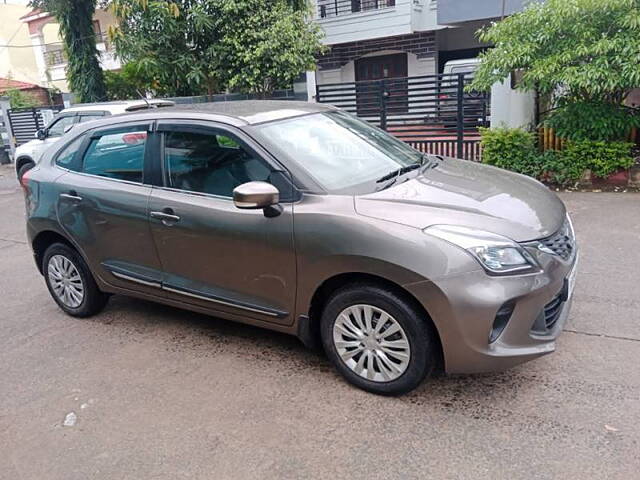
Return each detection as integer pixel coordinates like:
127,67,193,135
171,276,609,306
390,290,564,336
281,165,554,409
406,250,578,374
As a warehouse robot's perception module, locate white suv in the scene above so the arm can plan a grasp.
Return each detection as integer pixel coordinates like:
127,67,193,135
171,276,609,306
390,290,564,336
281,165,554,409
14,99,174,179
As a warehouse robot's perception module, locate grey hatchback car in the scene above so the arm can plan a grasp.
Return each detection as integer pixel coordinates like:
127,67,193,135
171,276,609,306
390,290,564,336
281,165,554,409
22,101,578,395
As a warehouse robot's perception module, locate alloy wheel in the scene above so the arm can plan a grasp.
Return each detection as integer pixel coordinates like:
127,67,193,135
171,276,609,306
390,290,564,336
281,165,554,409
332,304,411,382
47,254,84,308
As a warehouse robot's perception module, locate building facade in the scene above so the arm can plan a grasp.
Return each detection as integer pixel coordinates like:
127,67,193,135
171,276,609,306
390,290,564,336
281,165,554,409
0,3,41,86
311,0,540,128
19,8,121,95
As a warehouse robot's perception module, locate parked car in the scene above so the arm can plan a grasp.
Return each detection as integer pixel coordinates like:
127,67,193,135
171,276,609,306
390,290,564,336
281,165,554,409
21,101,578,395
437,58,488,126
14,99,175,180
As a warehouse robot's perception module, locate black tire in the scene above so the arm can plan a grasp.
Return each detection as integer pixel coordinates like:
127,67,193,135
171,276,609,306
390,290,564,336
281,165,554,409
320,283,436,396
17,161,35,181
42,242,108,317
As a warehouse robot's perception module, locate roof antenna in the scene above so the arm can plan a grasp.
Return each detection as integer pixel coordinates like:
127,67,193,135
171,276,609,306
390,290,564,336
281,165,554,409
136,89,154,108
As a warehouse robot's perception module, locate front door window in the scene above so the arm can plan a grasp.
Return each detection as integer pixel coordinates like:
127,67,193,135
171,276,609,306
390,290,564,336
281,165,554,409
47,115,76,138
163,130,272,197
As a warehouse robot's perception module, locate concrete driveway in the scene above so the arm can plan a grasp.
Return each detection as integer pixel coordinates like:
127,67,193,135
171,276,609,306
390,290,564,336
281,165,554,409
1,164,639,479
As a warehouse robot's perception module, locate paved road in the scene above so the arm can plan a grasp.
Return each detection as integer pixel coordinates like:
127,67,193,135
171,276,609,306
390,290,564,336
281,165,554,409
1,164,639,479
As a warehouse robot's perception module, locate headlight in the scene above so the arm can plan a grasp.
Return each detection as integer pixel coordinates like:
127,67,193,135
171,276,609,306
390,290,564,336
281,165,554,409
424,225,540,275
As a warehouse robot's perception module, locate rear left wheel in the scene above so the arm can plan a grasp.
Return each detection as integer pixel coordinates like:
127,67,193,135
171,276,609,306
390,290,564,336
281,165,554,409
43,243,108,317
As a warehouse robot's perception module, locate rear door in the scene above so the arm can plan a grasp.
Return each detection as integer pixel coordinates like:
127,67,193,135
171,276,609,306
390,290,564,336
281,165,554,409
54,121,164,296
147,121,297,326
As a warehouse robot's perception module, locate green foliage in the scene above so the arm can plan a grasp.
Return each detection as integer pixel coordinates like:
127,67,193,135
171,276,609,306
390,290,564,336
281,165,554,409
480,127,634,186
559,140,634,179
6,89,40,108
470,0,640,104
479,126,545,177
104,63,157,100
111,0,325,96
30,0,107,102
210,0,326,95
544,101,640,142
539,150,586,186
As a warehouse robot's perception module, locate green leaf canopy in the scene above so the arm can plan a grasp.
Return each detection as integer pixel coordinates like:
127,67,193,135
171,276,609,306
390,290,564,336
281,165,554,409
470,0,640,104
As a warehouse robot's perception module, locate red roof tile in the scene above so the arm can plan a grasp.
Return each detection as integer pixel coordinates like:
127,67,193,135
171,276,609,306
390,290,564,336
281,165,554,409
19,8,45,20
0,78,41,92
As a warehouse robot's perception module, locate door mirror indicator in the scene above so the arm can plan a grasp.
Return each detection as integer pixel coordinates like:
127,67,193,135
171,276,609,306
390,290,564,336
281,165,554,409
36,129,47,140
233,181,279,210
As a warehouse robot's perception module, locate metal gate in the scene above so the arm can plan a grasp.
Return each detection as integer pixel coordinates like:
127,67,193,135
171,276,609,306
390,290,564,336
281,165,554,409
316,73,490,161
7,106,64,147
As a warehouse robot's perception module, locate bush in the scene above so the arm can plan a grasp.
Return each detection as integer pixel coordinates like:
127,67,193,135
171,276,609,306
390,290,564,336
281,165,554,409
480,127,634,186
6,88,40,108
544,101,640,142
560,140,634,179
480,127,545,177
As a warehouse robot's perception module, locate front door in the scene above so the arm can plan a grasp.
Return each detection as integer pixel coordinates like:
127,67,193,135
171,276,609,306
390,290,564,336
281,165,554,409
55,122,164,296
147,122,296,326
355,53,408,116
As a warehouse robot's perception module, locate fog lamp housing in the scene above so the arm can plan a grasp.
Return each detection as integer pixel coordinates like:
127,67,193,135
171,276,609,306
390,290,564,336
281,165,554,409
490,301,515,343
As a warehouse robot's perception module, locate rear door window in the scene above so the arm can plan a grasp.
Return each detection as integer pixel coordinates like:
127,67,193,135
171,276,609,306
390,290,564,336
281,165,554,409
55,136,85,171
82,128,148,183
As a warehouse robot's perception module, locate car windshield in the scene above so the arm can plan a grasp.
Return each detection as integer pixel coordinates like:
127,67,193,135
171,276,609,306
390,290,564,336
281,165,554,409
251,111,423,193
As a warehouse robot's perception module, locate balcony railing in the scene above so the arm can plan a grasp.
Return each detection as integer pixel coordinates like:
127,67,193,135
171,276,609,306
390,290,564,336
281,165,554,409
318,0,395,19
43,33,112,67
44,49,66,67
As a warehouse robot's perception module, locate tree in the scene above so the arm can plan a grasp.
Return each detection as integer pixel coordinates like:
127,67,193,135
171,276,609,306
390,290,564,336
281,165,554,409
470,0,640,101
110,0,325,97
470,0,640,140
210,0,326,96
30,0,107,102
104,63,158,100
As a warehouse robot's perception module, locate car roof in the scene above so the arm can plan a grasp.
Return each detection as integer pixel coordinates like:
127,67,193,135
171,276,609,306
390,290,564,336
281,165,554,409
62,100,337,134
156,100,336,125
62,99,175,114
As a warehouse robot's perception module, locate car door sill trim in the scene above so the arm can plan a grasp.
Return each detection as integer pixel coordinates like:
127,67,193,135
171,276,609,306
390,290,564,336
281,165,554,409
110,270,162,288
162,285,286,318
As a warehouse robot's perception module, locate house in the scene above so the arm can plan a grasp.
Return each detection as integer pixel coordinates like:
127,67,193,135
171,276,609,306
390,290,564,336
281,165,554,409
0,2,41,86
309,0,539,131
19,7,121,95
0,77,61,105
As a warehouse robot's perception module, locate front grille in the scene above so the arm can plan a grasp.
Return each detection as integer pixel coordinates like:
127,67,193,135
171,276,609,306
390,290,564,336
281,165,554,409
543,293,564,330
540,218,575,260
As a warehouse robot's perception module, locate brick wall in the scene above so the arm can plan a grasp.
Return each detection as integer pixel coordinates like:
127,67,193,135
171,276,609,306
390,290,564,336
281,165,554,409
317,32,436,71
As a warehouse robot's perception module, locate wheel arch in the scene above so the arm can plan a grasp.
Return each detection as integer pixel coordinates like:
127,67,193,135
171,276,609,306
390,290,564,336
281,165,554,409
16,155,35,171
32,230,76,274
303,271,444,370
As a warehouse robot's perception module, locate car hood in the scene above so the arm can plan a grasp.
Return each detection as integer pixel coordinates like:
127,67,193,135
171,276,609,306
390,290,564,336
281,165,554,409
355,157,565,242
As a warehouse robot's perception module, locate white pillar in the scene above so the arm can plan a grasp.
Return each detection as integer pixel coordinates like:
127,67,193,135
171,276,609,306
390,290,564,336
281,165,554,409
30,32,48,86
490,77,536,129
306,70,317,102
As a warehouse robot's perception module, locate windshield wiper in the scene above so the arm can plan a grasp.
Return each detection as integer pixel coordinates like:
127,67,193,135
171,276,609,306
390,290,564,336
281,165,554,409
375,163,421,184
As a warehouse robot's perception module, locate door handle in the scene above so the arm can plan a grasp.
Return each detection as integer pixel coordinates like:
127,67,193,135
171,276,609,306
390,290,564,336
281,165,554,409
60,191,83,202
150,208,181,224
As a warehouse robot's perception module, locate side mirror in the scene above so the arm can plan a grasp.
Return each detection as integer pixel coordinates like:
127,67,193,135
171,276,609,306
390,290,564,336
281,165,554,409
36,129,47,140
233,181,280,214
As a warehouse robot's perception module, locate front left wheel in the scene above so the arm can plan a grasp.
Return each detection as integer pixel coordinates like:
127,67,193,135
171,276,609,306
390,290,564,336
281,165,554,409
320,283,437,395
43,243,108,317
